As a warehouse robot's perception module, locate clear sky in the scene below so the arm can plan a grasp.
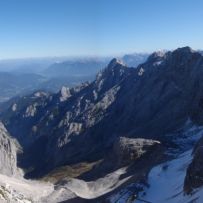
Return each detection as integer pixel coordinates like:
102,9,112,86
0,0,202,59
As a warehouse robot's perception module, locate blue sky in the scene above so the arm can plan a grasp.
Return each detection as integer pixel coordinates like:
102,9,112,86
0,0,202,59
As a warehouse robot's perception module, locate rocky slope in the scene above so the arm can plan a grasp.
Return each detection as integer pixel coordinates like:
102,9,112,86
2,47,203,202
0,129,163,203
2,47,203,179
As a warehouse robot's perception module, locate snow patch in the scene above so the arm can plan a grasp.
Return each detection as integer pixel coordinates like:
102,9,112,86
135,150,203,203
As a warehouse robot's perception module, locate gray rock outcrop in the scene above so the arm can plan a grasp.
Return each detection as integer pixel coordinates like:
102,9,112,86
113,137,161,165
184,136,203,193
0,122,20,176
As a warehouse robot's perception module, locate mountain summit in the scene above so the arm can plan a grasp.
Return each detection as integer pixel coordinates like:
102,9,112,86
1,47,203,202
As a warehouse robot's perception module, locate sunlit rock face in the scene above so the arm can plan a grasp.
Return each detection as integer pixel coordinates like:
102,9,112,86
0,122,20,176
113,137,161,165
59,86,71,102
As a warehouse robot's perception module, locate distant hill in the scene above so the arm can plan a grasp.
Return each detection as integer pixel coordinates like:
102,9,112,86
0,72,45,103
0,54,150,103
43,58,109,77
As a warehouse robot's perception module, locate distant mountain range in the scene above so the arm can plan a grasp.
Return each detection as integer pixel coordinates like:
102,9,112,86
2,48,203,202
43,59,108,77
1,47,203,202
0,72,45,103
121,53,149,67
43,54,150,78
0,53,150,103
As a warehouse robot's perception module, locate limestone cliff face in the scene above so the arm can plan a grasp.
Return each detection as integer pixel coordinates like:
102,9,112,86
0,122,20,176
113,137,161,166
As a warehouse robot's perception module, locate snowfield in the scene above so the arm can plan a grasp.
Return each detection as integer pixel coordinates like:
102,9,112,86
107,120,203,203
136,150,203,203
108,150,203,203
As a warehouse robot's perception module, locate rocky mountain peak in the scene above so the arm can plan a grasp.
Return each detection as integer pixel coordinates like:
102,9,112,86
108,58,126,69
96,58,128,79
170,46,198,59
59,86,71,102
94,58,130,92
174,46,194,54
141,46,203,75
147,50,167,63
